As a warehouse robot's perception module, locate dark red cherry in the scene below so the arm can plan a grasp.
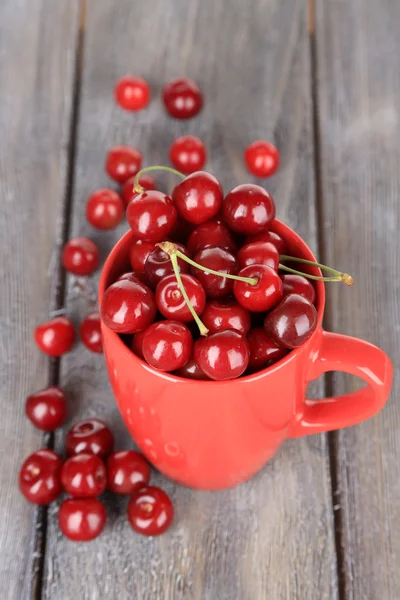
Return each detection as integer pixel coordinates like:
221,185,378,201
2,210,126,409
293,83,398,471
121,174,156,206
245,230,286,254
106,145,142,183
156,274,206,322
66,419,114,459
244,141,280,178
61,453,107,498
107,450,150,494
162,77,203,119
169,216,196,244
280,274,316,304
131,330,145,359
247,328,288,372
101,279,156,334
86,188,124,230
117,271,149,286
128,485,174,536
238,241,279,271
174,356,209,379
194,330,250,381
59,498,107,541
126,191,177,242
62,237,99,276
115,75,151,111
79,312,103,353
142,320,192,371
201,298,251,335
187,220,237,255
25,386,67,431
19,449,63,504
129,240,156,273
144,243,189,287
264,293,318,348
34,317,75,356
222,184,276,234
169,136,206,174
172,171,223,224
191,247,238,298
233,264,283,312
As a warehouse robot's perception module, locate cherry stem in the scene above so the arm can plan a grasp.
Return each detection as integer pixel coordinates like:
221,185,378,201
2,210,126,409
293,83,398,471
279,256,353,285
133,166,186,193
169,253,209,337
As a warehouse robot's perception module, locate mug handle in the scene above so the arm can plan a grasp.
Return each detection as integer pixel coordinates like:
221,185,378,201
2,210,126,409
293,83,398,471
289,331,393,438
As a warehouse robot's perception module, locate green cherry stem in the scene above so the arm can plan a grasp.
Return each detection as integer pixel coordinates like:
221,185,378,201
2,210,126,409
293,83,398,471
279,256,353,286
133,166,186,193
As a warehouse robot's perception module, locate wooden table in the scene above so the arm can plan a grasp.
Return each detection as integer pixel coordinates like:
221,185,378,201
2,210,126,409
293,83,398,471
1,1,398,598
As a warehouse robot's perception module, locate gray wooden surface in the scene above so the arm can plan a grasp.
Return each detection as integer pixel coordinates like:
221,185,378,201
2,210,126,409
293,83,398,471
0,0,398,598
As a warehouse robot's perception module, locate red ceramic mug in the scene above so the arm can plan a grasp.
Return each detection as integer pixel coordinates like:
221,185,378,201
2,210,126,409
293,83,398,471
99,222,393,490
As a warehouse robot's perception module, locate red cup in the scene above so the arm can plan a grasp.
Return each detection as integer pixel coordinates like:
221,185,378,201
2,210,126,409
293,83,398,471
99,222,393,490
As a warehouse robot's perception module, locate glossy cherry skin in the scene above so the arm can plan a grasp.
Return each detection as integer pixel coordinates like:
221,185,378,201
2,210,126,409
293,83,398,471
172,171,223,224
162,77,203,119
101,279,156,334
79,312,103,353
233,264,283,312
144,243,189,287
174,355,209,379
187,219,237,254
62,237,99,276
105,145,142,183
201,298,251,335
238,241,279,271
131,330,145,359
247,328,288,372
194,330,250,381
107,450,150,494
126,191,177,242
34,317,75,356
59,498,107,542
66,419,114,459
222,184,276,235
264,293,318,349
115,75,151,111
156,274,206,322
127,486,174,536
121,174,156,207
117,270,149,285
245,230,286,254
244,141,280,178
25,386,67,431
86,188,124,230
19,450,63,504
129,240,155,273
191,247,238,298
142,320,192,371
61,453,107,498
169,136,206,174
280,274,316,304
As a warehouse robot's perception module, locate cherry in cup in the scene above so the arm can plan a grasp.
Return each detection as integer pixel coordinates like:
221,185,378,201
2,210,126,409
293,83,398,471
191,247,239,298
19,449,63,504
62,237,99,276
122,174,156,206
264,293,318,348
59,498,107,542
107,450,151,494
162,77,203,119
34,316,75,356
127,486,174,536
245,230,286,254
106,145,142,183
280,274,316,304
238,241,279,271
129,240,156,273
114,75,151,111
222,184,276,235
66,419,114,459
247,328,288,372
144,243,189,287
142,320,192,371
131,330,145,359
233,264,283,312
169,136,206,174
187,219,237,254
244,140,280,178
126,191,177,242
86,188,124,230
156,274,206,321
172,172,223,225
80,312,103,353
61,453,107,498
100,278,156,334
194,330,250,381
25,386,67,431
174,356,209,380
201,298,251,335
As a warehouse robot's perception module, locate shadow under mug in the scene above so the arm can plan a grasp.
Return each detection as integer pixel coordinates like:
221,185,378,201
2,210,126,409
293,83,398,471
99,221,393,490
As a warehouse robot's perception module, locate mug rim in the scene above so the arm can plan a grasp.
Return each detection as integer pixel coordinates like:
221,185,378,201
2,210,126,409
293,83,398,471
99,220,325,383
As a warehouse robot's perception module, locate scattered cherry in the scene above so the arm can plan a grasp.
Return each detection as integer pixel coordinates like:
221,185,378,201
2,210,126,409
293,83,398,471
201,298,251,335
162,77,203,119
238,241,279,271
61,453,107,498
107,450,150,494
19,449,63,504
25,386,67,431
121,174,156,206
34,316,75,356
264,293,318,348
144,243,189,287
244,141,280,178
222,184,276,234
280,274,316,304
194,330,250,381
187,219,237,254
86,188,124,230
80,312,103,353
247,328,288,372
169,136,206,174
233,264,283,312
106,145,142,183
126,191,177,242
172,171,223,224
156,274,206,321
62,237,99,276
100,278,156,334
59,498,107,542
114,75,151,111
245,230,286,254
191,246,238,298
131,330,145,359
129,240,155,272
66,419,114,459
142,320,192,371
127,486,173,536
174,355,209,379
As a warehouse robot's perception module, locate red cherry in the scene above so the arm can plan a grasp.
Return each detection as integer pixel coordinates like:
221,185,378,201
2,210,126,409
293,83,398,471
174,355,209,379
131,330,145,359
107,450,150,494
121,174,156,206
162,77,203,119
233,264,283,312
19,449,62,504
156,274,206,322
247,328,288,372
79,312,103,353
34,316,75,356
59,498,106,542
187,220,237,254
126,191,177,242
191,247,238,298
101,279,156,334
194,330,250,381
25,386,67,431
66,419,114,459
244,141,280,178
245,230,286,254
169,216,196,244
86,188,124,230
144,243,189,287
129,240,156,272
172,172,223,224
222,184,276,235
142,321,192,371
114,75,151,111
280,274,316,304
201,298,251,335
169,136,206,174
61,453,107,498
127,486,173,536
238,241,279,271
264,293,318,348
106,145,142,183
117,270,149,286
62,237,99,276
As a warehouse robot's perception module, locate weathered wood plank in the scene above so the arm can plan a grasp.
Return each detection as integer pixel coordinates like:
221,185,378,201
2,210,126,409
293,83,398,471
0,2,79,599
316,1,400,598
43,1,338,598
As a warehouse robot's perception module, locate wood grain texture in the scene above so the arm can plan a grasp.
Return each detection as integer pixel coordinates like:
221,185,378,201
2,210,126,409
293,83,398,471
43,1,338,598
0,2,79,599
316,1,400,598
